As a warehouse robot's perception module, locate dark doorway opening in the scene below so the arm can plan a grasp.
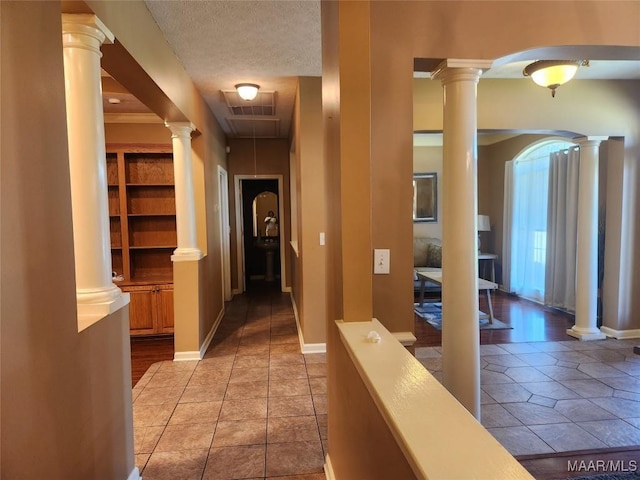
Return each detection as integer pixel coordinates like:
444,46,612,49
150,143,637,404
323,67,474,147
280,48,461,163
241,179,280,291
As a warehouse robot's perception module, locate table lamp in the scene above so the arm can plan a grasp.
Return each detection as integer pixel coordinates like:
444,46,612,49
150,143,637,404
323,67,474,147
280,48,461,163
478,215,490,253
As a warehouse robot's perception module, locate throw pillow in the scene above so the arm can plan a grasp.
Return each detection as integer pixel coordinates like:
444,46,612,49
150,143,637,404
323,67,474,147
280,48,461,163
426,243,442,268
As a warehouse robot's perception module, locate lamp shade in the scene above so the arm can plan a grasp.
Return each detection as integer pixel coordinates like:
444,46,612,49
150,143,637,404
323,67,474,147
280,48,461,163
478,215,491,232
235,83,259,101
523,60,586,97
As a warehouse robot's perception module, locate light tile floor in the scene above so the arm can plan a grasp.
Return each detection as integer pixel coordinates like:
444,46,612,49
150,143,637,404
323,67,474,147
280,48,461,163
132,291,327,480
416,339,640,456
133,288,640,475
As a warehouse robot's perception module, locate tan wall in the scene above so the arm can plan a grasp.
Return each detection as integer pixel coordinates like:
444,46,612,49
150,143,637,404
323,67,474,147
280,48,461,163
105,122,169,144
227,138,291,291
1,2,134,477
293,77,327,345
89,0,229,350
325,1,640,476
413,146,443,240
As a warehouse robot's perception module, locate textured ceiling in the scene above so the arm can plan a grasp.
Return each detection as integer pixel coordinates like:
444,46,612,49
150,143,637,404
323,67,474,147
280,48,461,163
107,2,638,137
143,0,322,138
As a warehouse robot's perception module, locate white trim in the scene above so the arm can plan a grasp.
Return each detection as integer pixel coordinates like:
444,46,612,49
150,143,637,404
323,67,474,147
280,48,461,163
600,326,640,339
200,307,224,358
173,350,202,362
77,292,130,332
174,308,224,361
232,288,242,296
127,466,141,480
291,291,302,342
566,328,606,341
336,318,532,480
302,342,327,354
218,166,232,302
291,292,327,354
324,453,335,480
282,286,292,293
171,249,204,262
392,331,417,347
234,174,286,293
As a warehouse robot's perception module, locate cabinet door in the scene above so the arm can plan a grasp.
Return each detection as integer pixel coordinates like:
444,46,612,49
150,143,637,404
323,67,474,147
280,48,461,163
126,287,157,335
157,286,174,334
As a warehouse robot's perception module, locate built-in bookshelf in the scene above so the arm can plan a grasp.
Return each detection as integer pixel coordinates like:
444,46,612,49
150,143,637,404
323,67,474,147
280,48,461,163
106,145,176,335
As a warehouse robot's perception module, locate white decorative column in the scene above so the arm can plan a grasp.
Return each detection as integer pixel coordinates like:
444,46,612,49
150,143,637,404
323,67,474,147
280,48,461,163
567,137,607,340
62,14,128,326
432,59,491,420
165,122,203,261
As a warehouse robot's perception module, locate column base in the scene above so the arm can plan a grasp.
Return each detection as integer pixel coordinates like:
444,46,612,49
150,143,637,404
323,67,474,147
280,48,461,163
566,326,607,341
172,248,204,262
77,282,124,304
600,326,640,339
77,286,130,332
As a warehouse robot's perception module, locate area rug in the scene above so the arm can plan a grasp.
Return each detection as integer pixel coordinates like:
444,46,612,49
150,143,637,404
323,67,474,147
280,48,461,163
414,302,512,330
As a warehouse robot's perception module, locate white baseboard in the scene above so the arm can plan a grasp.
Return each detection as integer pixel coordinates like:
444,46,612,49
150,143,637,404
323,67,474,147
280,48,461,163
232,288,242,296
392,331,417,347
324,453,335,480
282,286,292,293
174,307,224,362
127,466,141,480
173,350,201,362
290,292,327,355
302,342,327,354
600,326,640,339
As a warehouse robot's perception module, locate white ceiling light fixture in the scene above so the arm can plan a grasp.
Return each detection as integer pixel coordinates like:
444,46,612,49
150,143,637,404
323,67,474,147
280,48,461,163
235,83,260,101
523,60,589,97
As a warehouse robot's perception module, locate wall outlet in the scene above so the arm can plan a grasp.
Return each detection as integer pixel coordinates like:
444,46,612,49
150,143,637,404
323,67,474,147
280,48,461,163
319,232,325,245
373,249,390,274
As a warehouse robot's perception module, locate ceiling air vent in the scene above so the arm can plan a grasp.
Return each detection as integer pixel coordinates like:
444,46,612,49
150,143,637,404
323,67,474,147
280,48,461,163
222,89,276,116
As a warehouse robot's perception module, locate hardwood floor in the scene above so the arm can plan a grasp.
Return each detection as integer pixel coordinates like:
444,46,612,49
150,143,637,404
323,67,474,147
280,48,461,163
130,335,173,387
414,290,577,348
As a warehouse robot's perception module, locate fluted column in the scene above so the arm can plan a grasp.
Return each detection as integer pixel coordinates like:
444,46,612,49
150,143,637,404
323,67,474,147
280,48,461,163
62,14,128,325
567,137,607,340
432,59,491,420
165,122,203,261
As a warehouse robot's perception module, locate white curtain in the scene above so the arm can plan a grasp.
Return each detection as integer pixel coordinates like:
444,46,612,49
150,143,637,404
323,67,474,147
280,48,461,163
501,161,514,292
510,154,550,303
545,147,580,311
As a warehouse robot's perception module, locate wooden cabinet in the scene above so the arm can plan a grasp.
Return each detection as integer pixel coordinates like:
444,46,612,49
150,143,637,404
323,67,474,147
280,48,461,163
106,145,176,335
122,283,174,336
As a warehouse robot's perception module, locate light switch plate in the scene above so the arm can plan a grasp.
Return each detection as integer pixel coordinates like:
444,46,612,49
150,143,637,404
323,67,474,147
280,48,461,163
374,249,390,274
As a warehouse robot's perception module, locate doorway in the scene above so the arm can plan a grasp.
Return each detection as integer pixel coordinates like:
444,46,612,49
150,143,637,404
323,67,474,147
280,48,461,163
235,176,285,292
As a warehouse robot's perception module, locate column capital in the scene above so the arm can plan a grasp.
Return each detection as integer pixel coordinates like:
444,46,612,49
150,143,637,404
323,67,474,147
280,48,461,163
165,121,196,139
431,59,493,83
573,136,609,148
61,14,114,47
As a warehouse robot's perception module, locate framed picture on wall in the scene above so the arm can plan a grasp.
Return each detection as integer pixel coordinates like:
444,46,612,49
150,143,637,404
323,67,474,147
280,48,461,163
413,172,437,222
